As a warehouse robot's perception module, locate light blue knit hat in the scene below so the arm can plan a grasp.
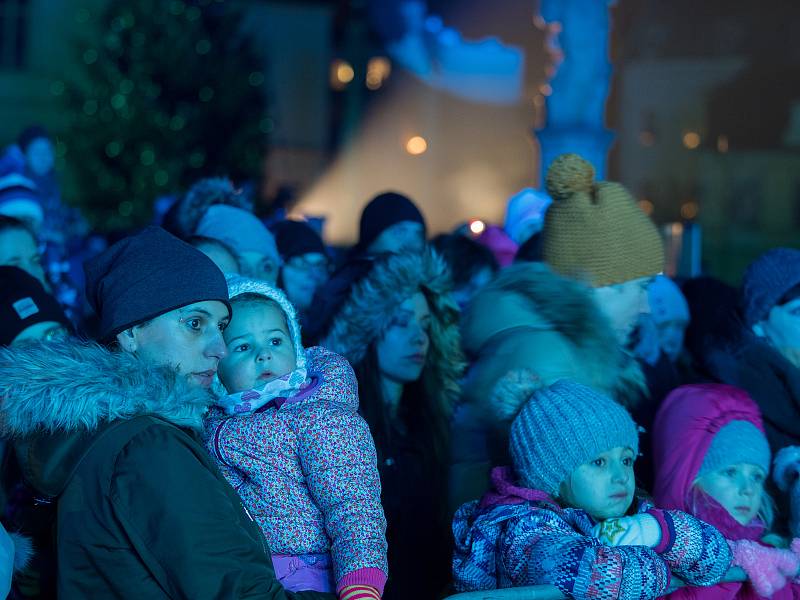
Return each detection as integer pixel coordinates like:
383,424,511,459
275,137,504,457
698,420,771,477
509,379,640,495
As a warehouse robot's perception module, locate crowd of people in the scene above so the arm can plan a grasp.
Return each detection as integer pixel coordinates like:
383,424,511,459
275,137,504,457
0,127,799,600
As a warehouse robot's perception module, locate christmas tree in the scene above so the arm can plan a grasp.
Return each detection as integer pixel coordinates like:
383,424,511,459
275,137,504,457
61,0,270,230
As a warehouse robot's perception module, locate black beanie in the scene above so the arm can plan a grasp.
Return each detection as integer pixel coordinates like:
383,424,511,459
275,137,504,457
270,220,326,262
84,226,231,341
356,192,426,253
0,266,71,346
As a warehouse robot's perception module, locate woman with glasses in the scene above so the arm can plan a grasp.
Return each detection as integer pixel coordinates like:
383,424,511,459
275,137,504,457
271,220,331,325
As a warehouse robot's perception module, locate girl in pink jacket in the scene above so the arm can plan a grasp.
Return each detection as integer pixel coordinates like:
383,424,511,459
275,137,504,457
204,276,387,599
653,384,800,599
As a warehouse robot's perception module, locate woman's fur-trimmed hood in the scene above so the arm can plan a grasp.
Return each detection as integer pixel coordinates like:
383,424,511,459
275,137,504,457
322,249,466,415
0,338,214,437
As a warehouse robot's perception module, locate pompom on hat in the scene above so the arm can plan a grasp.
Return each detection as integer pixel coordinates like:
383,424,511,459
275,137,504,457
542,154,664,287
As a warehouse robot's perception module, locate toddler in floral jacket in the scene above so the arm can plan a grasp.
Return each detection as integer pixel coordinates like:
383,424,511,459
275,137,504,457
204,276,387,599
452,375,732,598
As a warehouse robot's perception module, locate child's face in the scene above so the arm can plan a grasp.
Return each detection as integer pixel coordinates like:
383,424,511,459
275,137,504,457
218,301,297,393
698,463,766,525
560,446,636,520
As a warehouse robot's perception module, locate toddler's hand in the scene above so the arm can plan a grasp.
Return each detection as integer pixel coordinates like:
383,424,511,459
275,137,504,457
592,514,662,548
729,539,799,597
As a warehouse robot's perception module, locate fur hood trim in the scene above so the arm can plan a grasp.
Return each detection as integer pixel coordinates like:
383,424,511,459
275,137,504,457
0,338,214,437
463,262,645,409
322,249,466,416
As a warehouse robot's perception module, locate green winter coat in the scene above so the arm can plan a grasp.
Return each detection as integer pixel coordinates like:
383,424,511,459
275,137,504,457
0,338,335,600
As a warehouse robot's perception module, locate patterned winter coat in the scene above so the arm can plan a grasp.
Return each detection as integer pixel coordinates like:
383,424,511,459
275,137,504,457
204,347,388,592
452,467,732,598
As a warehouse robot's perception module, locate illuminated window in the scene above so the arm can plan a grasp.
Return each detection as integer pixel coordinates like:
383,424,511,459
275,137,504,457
0,0,29,70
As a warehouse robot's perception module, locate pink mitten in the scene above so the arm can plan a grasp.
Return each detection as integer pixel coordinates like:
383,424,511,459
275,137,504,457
729,539,800,597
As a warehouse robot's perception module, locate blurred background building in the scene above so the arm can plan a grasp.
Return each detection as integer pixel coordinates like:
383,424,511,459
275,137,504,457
1,0,798,281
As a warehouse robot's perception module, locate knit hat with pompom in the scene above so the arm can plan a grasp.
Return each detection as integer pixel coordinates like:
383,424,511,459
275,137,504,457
503,375,640,495
542,154,664,287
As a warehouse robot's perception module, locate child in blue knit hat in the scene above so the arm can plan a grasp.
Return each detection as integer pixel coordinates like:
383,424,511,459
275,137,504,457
452,375,733,597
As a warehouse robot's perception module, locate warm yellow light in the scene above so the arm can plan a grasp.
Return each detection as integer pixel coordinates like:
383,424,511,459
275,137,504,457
717,134,729,153
682,131,701,149
469,219,486,235
405,136,428,155
337,63,354,83
639,131,655,147
638,199,654,216
367,57,391,80
681,201,699,220
330,59,354,90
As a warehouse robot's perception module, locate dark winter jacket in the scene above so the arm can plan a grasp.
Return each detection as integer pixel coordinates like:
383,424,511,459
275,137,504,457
453,467,732,596
707,334,800,452
0,338,334,600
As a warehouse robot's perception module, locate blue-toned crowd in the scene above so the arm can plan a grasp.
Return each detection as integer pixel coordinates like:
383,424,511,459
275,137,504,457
1,130,800,600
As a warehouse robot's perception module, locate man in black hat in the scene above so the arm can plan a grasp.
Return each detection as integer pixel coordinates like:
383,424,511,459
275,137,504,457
0,227,334,599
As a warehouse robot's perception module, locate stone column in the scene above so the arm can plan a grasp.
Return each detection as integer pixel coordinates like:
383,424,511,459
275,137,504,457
536,0,616,179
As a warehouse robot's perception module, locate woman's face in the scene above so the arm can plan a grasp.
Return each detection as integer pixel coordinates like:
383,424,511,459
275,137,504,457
376,292,431,385
280,252,329,311
698,463,766,525
117,300,230,389
238,251,280,285
0,228,47,289
757,299,800,368
368,221,425,255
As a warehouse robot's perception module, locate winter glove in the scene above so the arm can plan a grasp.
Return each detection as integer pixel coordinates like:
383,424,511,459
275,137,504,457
774,447,800,538
339,584,381,600
728,539,800,597
592,513,662,548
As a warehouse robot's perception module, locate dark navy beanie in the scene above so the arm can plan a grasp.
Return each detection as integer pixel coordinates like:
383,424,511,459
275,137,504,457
0,266,71,346
84,226,231,341
270,220,326,262
356,192,426,253
742,247,800,327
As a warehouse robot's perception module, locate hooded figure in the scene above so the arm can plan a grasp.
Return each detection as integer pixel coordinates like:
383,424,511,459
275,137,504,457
653,384,800,600
450,261,646,513
315,249,464,600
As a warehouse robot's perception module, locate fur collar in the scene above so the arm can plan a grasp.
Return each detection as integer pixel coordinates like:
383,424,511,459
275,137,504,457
463,262,645,409
0,338,213,436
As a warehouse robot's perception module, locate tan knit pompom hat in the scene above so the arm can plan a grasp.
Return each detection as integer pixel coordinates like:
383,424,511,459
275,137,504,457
542,153,664,287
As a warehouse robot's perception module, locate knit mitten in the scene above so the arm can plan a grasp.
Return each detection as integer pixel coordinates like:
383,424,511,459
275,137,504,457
728,539,799,597
592,514,662,548
775,447,800,538
339,584,381,600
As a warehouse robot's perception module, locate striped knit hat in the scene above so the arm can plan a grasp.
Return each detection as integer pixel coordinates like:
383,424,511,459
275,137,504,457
543,153,664,287
509,379,640,495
